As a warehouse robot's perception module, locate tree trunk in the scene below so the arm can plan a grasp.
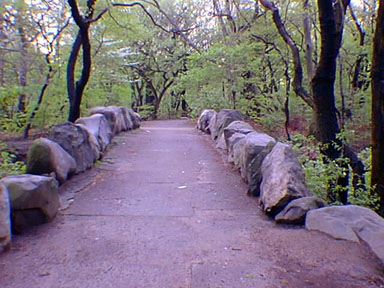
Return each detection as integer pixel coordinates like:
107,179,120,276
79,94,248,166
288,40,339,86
349,5,367,90
67,0,94,122
17,26,28,113
371,0,384,216
303,0,314,80
311,0,350,158
67,33,82,122
68,26,91,122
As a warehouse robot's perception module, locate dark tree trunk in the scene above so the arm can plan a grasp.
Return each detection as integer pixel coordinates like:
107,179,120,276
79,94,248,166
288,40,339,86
371,0,384,216
67,33,82,122
311,0,341,155
311,0,350,203
68,27,91,122
67,0,94,123
17,26,28,113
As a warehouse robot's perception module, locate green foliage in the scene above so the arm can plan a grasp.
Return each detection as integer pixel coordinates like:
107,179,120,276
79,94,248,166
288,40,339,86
0,87,27,133
349,148,379,208
178,40,265,117
291,133,378,209
0,143,26,178
136,104,155,120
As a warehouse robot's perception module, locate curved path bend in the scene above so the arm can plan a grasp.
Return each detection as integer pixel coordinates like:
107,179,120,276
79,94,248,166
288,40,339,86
0,119,383,288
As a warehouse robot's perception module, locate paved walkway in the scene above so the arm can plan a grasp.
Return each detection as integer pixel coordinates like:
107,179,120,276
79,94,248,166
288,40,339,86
0,120,382,288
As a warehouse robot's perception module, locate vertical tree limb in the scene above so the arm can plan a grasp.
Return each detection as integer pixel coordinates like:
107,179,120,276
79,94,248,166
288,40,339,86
371,0,384,216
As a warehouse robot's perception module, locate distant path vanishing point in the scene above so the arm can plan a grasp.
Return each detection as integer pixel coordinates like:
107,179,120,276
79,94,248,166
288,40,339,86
0,119,382,288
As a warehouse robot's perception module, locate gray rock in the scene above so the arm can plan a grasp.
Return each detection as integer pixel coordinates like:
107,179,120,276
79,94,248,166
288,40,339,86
247,141,276,197
197,109,216,133
76,124,101,160
223,120,254,147
128,108,141,129
210,109,242,141
75,113,113,151
215,134,227,150
27,138,77,184
1,175,59,233
260,142,312,215
208,113,217,139
0,183,11,252
227,133,246,163
49,122,97,173
306,205,384,263
119,107,134,130
134,112,142,122
90,106,125,135
232,137,246,169
240,132,276,181
275,197,327,225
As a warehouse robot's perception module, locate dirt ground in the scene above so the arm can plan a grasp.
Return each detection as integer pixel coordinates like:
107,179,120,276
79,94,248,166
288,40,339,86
0,119,383,288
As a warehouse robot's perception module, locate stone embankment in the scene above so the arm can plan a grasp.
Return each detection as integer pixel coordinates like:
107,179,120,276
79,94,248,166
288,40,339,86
197,108,384,263
0,106,141,252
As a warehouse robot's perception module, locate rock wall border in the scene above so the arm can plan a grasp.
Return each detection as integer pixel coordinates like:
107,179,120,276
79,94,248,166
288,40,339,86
197,108,384,264
0,106,141,251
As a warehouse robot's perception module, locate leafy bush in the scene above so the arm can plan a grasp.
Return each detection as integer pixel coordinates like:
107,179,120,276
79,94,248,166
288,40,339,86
0,143,26,178
290,133,378,209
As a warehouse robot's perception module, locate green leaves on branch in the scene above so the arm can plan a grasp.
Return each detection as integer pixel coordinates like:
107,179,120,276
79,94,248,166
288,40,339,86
291,133,378,209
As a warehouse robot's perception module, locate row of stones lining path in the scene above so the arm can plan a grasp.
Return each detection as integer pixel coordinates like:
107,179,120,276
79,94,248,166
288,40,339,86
0,119,383,288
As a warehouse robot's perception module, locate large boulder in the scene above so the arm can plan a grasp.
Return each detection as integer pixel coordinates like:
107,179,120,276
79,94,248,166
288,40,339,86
227,133,246,163
232,137,246,169
275,196,327,225
134,112,142,122
215,134,227,150
49,122,97,173
75,113,113,151
1,175,59,233
223,120,254,147
90,106,125,135
240,132,276,181
306,205,384,263
127,108,141,129
0,183,11,252
197,109,216,133
76,124,101,160
208,113,217,139
210,109,242,141
119,107,134,130
26,138,77,184
246,141,276,197
260,142,312,215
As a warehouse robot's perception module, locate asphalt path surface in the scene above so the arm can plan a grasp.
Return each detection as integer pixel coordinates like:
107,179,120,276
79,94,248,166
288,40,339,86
0,119,383,288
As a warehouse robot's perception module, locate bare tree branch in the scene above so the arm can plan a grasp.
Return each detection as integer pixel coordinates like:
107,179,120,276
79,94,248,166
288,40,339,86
259,0,314,109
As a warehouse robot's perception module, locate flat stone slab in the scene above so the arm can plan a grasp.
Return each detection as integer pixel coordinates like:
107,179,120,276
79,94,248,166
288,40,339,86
306,205,384,263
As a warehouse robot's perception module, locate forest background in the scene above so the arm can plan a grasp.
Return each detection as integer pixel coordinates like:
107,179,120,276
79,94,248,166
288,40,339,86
1,0,384,216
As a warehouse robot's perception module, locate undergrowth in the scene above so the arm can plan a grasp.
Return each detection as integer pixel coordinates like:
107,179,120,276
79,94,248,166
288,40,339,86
290,133,379,210
0,142,26,178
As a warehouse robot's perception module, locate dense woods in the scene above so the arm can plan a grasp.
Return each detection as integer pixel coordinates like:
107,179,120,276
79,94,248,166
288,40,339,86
0,0,383,216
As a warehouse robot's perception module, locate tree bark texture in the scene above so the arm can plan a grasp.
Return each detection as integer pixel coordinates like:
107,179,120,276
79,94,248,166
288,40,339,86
67,33,82,122
67,0,94,122
17,26,28,113
311,0,349,157
371,0,384,216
